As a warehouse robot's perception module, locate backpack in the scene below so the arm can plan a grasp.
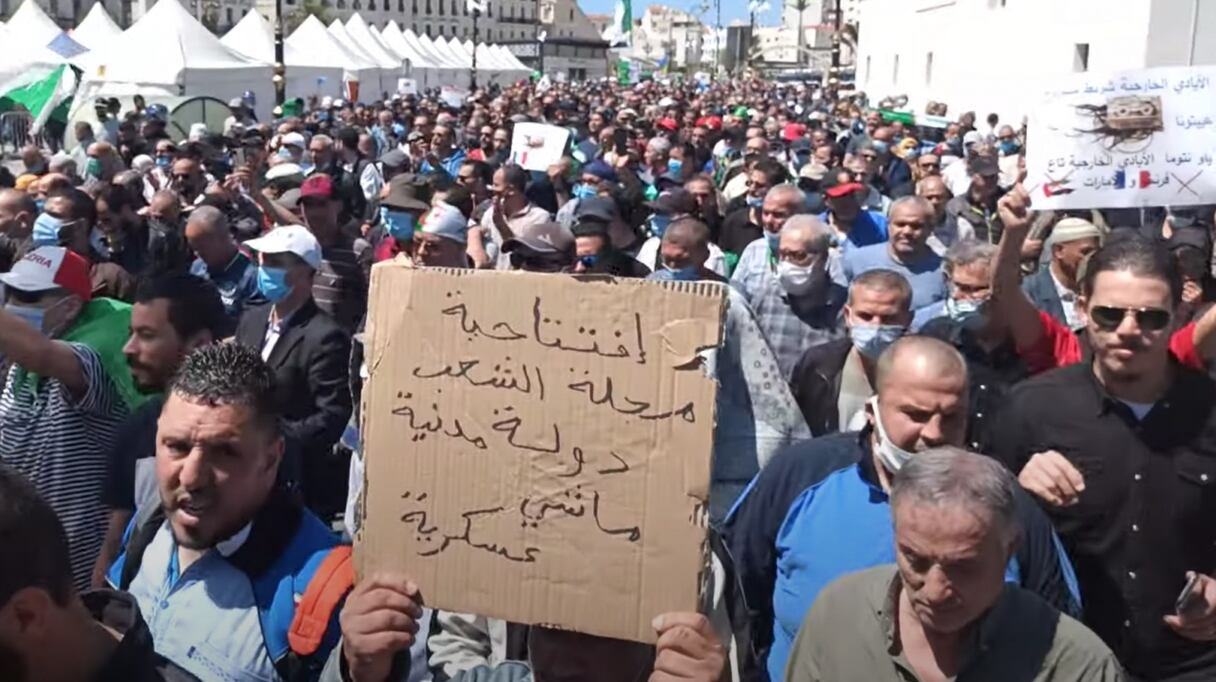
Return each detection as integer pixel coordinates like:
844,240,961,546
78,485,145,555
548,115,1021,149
114,492,354,682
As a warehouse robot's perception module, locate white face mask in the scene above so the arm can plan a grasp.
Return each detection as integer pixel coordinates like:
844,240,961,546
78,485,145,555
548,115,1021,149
869,396,916,474
777,260,820,296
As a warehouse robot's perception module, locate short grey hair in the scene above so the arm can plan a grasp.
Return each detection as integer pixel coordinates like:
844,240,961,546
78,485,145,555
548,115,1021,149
890,446,1019,540
767,184,811,214
186,205,228,233
780,214,831,251
888,195,934,220
310,134,333,149
647,137,672,155
944,239,997,277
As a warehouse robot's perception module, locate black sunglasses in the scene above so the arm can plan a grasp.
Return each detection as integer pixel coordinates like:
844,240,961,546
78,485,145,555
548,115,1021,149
1090,305,1172,332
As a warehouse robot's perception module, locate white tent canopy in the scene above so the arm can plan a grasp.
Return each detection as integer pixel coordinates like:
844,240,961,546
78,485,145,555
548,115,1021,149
327,18,390,96
286,15,381,100
7,0,63,49
72,3,123,51
494,45,531,72
344,14,401,71
74,0,273,121
222,10,348,100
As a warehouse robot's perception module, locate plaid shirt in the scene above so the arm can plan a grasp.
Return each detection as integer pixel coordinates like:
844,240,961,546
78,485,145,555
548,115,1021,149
729,239,845,379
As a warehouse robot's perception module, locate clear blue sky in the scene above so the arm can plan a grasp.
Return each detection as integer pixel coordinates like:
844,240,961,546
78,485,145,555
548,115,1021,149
576,0,784,28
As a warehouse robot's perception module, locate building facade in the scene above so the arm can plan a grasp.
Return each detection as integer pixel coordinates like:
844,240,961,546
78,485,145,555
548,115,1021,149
627,4,711,70
501,0,609,81
855,0,1216,123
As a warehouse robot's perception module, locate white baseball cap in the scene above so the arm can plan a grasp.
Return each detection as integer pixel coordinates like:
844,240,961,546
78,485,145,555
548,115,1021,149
0,246,93,300
244,225,322,269
280,131,306,149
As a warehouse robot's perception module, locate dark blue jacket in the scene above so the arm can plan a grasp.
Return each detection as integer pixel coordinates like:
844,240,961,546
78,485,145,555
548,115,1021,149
720,430,1082,681
1022,265,1069,328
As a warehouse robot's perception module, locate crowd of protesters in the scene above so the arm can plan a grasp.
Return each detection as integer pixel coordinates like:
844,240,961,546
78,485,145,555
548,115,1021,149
0,75,1214,682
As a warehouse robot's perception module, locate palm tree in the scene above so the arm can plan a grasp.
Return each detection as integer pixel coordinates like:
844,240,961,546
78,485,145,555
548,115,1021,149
786,0,812,67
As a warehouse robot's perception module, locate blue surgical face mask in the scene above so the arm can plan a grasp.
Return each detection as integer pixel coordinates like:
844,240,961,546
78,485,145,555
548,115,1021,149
380,206,416,241
578,254,601,269
572,183,599,200
155,155,173,169
5,303,45,332
660,264,700,281
648,214,672,238
32,212,68,247
668,159,684,176
765,230,781,252
34,198,46,214
998,140,1020,156
871,140,890,156
277,146,295,160
746,195,764,208
90,227,111,260
850,323,904,359
257,266,292,303
945,296,988,330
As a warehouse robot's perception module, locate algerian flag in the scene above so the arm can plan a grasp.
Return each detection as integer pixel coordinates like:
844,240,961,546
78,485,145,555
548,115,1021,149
1,64,77,134
609,0,631,47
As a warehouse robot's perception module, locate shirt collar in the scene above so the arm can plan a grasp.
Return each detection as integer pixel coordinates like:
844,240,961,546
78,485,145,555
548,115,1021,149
216,523,253,557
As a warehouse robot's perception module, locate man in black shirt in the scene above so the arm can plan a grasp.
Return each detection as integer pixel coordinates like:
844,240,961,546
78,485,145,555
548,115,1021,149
992,190,1216,681
93,274,227,587
0,465,197,681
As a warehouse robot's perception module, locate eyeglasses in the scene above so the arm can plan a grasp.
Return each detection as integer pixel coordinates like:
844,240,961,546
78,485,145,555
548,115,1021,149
1090,305,1172,332
919,162,940,170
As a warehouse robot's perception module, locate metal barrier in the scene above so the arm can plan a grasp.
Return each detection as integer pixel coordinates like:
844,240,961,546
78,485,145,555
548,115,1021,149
0,111,52,155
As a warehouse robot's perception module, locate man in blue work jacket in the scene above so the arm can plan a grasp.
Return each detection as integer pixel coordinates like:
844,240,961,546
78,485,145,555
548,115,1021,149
722,335,1080,680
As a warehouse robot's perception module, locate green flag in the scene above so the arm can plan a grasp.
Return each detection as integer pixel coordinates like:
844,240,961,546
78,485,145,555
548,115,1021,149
610,0,631,46
2,64,76,133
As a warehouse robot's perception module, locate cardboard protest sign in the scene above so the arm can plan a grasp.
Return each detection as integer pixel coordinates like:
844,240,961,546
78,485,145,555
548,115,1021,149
440,85,467,109
356,266,726,643
509,122,571,172
1027,66,1216,209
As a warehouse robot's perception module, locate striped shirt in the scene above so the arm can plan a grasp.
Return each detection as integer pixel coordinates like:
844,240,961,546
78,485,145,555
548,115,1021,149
0,344,128,589
312,233,367,334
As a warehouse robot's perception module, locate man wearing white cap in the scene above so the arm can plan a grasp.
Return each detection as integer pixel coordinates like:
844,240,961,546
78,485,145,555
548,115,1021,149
0,247,138,590
1022,217,1103,331
234,225,352,519
414,201,471,268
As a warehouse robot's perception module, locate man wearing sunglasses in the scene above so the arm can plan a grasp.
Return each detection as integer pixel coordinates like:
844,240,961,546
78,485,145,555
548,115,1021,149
993,189,1216,682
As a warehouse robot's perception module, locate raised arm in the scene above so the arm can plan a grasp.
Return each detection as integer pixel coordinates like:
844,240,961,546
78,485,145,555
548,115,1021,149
993,186,1047,353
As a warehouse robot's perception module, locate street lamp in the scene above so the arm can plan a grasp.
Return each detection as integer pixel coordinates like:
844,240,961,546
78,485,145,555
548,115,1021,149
274,0,285,107
471,4,481,90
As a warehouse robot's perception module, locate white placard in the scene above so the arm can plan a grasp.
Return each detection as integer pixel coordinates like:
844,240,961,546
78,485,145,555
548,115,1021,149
509,123,571,172
440,85,468,109
397,78,418,95
1026,66,1216,209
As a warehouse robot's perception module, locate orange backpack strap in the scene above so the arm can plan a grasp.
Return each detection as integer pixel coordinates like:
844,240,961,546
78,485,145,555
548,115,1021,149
288,545,355,657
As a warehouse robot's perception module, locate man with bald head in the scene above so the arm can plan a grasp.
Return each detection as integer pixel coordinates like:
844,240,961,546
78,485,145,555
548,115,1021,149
723,335,1081,679
843,195,947,312
168,158,206,205
186,205,260,332
0,188,36,272
20,145,47,176
647,218,725,283
917,175,967,255
731,204,845,378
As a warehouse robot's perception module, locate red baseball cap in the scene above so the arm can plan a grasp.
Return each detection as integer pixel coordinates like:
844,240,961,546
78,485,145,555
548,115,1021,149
822,170,866,199
299,173,335,200
656,117,679,131
782,122,808,142
0,247,92,301
704,116,722,130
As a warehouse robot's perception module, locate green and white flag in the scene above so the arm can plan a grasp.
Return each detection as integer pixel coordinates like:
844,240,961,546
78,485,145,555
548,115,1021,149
0,63,77,133
609,0,631,47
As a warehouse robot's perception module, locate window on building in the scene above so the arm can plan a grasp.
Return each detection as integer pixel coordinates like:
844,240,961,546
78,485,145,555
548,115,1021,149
925,51,933,86
426,0,431,12
369,0,376,9
451,0,456,14
568,7,572,20
486,2,491,17
892,54,900,86
399,0,405,10
413,0,418,12
1074,43,1089,72
438,0,443,15
353,0,361,9
337,0,346,9
425,23,432,35
225,7,233,23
